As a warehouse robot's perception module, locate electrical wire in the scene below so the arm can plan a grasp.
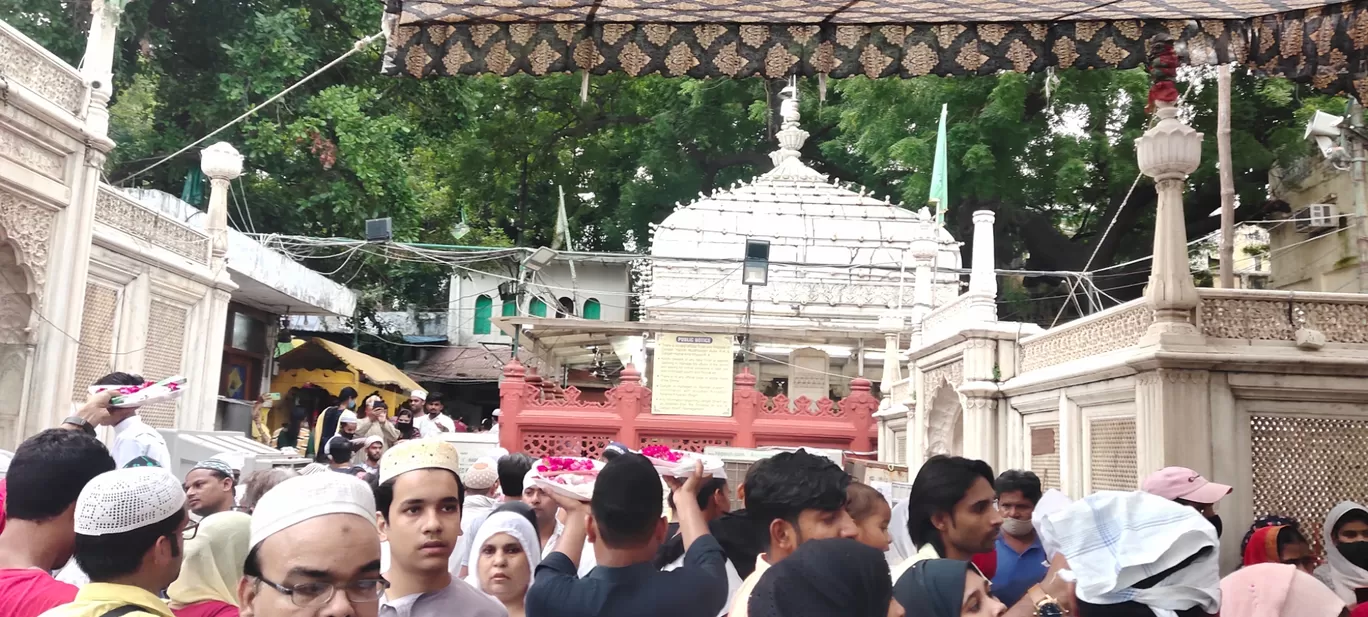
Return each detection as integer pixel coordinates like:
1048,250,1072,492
114,31,386,186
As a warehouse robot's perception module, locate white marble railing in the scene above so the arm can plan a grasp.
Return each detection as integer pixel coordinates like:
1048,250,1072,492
1197,288,1368,344
0,21,86,116
95,185,210,265
1018,298,1154,373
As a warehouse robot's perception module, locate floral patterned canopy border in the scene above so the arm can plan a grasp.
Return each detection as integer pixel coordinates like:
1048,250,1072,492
381,0,1368,100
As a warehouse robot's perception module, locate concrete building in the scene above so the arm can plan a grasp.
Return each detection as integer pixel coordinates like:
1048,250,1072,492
1267,154,1363,293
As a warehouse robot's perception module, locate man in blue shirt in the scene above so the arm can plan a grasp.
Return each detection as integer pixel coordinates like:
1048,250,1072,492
990,470,1048,607
526,454,728,617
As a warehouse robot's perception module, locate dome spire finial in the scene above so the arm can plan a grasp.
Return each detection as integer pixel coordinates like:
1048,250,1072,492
770,76,809,167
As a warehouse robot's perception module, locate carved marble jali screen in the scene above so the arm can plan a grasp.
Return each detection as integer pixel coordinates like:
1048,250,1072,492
1251,414,1368,555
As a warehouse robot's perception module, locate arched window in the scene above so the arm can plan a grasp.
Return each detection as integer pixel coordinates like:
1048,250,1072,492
583,298,601,320
529,298,547,318
473,295,493,334
557,297,575,318
501,300,517,317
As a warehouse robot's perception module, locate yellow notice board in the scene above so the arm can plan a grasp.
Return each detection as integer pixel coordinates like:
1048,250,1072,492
651,333,734,416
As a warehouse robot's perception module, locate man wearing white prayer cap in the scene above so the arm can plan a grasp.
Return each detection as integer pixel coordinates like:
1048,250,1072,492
39,467,190,617
239,473,384,617
375,440,505,617
448,457,501,578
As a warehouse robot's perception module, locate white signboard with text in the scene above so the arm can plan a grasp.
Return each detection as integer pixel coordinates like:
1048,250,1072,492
651,333,734,416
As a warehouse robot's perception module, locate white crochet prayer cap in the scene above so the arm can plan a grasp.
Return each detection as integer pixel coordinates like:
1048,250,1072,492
75,467,186,536
250,472,376,549
379,439,460,485
461,456,499,490
339,410,358,424
411,390,427,400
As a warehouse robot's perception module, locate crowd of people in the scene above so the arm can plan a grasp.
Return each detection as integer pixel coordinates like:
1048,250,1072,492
269,389,502,461
1,373,1367,617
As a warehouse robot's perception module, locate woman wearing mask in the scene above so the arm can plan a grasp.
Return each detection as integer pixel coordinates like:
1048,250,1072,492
167,512,252,617
1315,502,1368,605
747,538,892,617
466,505,541,617
393,408,417,441
1242,516,1316,574
891,559,1007,617
1222,563,1346,617
846,482,892,553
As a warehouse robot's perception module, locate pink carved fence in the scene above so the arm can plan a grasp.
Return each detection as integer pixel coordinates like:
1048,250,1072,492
498,361,878,458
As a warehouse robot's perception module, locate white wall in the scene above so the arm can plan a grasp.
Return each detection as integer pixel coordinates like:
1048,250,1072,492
448,260,631,346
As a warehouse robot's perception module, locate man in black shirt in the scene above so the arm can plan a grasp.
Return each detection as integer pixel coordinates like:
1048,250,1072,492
526,454,728,617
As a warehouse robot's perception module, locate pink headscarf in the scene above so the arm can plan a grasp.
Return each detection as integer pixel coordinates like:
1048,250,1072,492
1220,563,1345,617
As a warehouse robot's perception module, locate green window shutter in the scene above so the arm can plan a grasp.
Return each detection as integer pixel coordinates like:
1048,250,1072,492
529,299,547,318
583,298,601,320
474,295,493,334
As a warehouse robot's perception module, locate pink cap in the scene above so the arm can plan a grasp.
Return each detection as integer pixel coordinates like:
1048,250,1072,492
1142,467,1232,504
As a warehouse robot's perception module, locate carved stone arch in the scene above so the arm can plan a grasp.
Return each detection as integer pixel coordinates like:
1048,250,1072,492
0,190,54,333
925,376,963,457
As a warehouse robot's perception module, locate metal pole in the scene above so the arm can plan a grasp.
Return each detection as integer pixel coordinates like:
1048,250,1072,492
1217,65,1236,289
744,285,754,358
1351,100,1368,293
512,262,526,354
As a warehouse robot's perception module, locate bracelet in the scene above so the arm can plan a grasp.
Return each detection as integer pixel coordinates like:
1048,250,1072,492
63,415,96,434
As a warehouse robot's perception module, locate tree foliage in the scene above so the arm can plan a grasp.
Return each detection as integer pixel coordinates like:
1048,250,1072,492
0,0,1344,327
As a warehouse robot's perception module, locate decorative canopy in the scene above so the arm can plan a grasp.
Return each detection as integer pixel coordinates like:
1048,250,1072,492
381,0,1367,99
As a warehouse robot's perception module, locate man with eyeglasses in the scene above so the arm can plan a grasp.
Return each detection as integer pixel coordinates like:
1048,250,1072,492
376,440,505,617
239,473,386,617
37,467,192,617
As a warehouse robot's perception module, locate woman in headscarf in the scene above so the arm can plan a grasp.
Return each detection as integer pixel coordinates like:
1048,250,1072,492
1221,563,1346,617
1315,502,1368,605
747,538,892,617
891,559,1006,617
1241,515,1315,573
168,511,252,617
886,499,914,566
1039,491,1220,617
465,506,542,617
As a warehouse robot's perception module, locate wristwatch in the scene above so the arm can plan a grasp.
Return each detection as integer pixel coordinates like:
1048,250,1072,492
64,415,96,435
1026,586,1065,617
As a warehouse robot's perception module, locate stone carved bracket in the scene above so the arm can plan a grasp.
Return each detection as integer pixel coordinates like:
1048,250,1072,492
923,359,963,402
0,189,52,314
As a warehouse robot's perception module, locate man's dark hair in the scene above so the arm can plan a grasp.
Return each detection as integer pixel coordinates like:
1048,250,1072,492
906,455,995,553
668,477,728,513
375,469,464,521
338,387,358,403
745,450,850,551
497,453,535,497
995,470,1042,504
590,453,663,548
74,509,185,581
5,430,115,522
326,437,352,465
426,395,444,407
94,372,144,386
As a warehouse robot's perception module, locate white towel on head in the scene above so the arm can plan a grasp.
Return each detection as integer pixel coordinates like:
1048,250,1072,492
1032,489,1074,561
1039,490,1220,617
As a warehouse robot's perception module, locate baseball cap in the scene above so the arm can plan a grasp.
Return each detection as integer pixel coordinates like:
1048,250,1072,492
1142,467,1231,504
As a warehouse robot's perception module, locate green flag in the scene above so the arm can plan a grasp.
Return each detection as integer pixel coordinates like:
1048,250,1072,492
929,104,948,225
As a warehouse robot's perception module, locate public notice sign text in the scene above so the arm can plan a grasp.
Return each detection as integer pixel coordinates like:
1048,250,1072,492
651,333,734,416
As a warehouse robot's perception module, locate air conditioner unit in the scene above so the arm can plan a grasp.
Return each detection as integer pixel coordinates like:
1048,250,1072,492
365,217,393,242
1293,203,1337,233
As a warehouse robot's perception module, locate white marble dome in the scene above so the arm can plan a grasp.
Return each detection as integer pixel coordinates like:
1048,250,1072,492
643,85,962,329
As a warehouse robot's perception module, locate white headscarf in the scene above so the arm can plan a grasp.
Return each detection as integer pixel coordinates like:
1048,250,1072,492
463,510,542,601
168,511,252,608
886,499,914,566
1321,501,1368,604
1040,490,1221,617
